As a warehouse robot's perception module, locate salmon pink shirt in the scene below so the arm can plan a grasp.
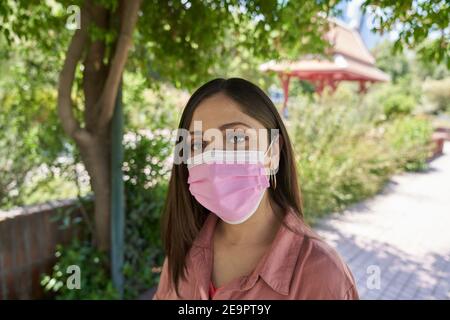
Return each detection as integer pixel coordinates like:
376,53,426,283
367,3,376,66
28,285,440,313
153,210,359,300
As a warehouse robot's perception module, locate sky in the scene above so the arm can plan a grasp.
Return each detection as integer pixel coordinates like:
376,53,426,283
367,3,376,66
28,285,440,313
336,0,387,49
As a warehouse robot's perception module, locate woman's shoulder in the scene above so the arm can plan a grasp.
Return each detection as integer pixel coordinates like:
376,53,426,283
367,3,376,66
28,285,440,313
303,232,354,280
287,216,359,299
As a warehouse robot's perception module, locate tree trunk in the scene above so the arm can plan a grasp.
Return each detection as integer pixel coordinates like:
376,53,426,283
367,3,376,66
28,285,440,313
57,0,142,252
79,131,111,251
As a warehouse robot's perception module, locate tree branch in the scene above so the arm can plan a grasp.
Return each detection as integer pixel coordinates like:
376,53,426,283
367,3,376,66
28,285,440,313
98,0,142,129
57,3,92,146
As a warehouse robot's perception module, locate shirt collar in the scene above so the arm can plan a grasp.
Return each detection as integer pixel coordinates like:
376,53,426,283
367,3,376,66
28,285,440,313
191,209,306,296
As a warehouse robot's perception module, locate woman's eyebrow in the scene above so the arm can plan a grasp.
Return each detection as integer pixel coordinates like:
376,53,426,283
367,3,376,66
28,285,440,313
188,122,251,135
219,121,251,130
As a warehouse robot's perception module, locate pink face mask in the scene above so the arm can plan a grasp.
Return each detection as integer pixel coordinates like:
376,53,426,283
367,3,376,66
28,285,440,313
187,147,272,224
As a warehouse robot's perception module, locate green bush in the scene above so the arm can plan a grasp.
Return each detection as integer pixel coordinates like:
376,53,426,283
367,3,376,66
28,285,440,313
0,39,88,210
41,239,119,300
422,77,450,114
39,198,117,299
362,75,421,121
288,88,432,224
122,130,172,298
384,116,433,171
290,95,392,222
383,93,416,119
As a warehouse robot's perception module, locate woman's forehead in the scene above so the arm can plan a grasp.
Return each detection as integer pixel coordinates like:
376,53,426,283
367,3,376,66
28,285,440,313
189,93,266,132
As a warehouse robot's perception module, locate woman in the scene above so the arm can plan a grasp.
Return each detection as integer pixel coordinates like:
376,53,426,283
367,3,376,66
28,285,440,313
153,78,359,300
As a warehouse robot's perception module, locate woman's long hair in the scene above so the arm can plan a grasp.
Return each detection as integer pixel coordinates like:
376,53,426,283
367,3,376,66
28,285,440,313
161,78,303,295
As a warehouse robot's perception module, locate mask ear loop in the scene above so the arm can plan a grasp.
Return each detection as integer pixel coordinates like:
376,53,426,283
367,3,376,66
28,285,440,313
264,135,279,189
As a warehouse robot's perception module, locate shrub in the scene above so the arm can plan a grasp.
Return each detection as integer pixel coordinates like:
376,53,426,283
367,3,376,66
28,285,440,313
122,130,172,298
383,116,433,171
363,76,421,121
288,90,431,224
383,93,416,119
422,77,450,114
290,95,393,223
41,239,119,300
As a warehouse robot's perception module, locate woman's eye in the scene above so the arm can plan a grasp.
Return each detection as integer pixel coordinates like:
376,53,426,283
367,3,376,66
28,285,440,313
227,133,246,145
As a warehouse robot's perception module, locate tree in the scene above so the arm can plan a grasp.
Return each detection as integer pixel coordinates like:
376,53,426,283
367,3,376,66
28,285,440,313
362,0,450,68
56,1,142,251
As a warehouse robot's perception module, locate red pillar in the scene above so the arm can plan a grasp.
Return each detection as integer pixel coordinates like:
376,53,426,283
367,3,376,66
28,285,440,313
315,78,325,95
329,79,338,93
358,81,367,94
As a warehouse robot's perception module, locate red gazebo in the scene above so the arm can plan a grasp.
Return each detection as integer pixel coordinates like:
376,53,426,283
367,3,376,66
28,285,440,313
260,19,390,115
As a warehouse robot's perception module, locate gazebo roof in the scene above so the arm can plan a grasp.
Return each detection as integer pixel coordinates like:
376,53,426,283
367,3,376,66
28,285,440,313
260,19,390,83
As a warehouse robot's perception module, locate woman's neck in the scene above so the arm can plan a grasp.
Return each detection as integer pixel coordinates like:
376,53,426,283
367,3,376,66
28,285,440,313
215,192,282,247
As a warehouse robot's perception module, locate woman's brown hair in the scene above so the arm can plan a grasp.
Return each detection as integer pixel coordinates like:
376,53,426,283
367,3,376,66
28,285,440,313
161,78,303,295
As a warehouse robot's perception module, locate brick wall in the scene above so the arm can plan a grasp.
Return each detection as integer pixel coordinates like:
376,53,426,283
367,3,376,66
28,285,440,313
0,199,85,299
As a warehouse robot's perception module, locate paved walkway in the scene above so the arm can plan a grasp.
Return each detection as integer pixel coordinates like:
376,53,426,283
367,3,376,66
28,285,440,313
315,142,450,300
